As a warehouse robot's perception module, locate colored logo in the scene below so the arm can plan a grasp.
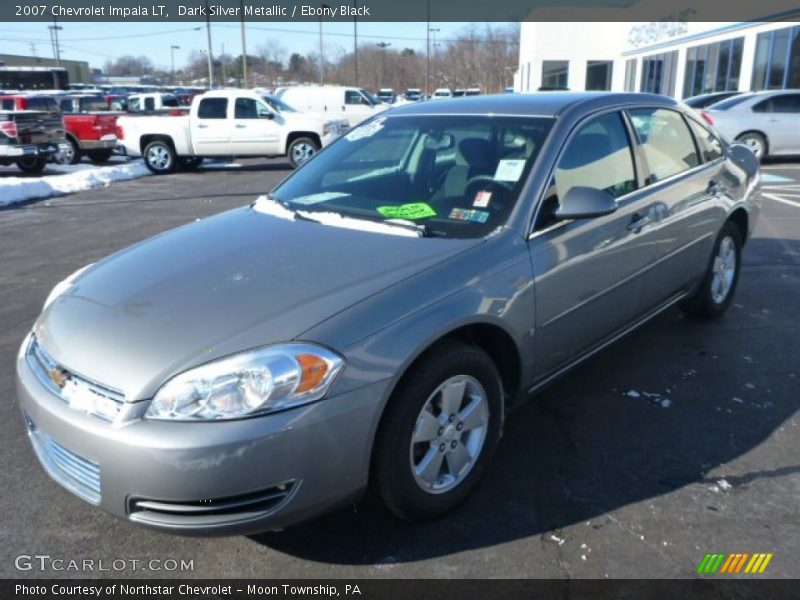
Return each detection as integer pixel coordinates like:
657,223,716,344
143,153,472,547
696,553,773,574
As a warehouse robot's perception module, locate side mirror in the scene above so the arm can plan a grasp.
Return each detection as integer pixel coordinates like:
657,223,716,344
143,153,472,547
259,110,275,119
555,186,617,220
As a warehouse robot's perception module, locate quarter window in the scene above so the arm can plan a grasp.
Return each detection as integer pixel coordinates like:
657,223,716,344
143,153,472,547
629,108,699,183
197,97,228,119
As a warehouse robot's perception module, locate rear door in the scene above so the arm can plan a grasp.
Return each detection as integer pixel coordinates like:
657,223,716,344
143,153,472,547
528,110,660,376
190,97,231,155
624,107,724,313
229,96,282,155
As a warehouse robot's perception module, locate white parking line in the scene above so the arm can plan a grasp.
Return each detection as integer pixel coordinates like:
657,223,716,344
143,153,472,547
763,193,800,209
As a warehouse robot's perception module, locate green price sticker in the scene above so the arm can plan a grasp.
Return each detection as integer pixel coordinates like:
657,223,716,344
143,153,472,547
377,203,437,220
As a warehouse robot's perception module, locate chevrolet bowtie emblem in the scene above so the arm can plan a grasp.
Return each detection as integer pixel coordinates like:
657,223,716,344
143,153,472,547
48,367,69,389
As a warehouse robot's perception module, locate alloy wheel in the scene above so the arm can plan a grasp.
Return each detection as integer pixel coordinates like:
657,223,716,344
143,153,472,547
710,235,736,304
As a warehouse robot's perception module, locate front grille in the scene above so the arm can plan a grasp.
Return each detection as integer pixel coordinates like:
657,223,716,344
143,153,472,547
26,337,125,421
128,482,297,527
27,418,101,505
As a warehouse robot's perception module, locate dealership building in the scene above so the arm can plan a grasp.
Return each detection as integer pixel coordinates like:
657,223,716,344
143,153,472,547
515,16,800,98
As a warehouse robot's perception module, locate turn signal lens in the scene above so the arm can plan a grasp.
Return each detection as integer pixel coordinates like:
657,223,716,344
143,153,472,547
295,354,329,393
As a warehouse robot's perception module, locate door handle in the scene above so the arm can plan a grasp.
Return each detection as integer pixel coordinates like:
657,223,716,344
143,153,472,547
197,123,208,128
235,123,246,128
627,212,651,231
707,179,720,194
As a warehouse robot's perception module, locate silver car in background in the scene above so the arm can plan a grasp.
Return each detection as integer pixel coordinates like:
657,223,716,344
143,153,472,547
17,93,760,535
703,89,800,158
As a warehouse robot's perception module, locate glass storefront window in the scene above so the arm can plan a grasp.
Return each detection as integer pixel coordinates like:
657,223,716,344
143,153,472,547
753,25,800,91
586,61,613,91
682,37,744,98
541,60,569,90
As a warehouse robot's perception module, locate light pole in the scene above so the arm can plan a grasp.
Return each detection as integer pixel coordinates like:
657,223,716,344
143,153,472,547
429,28,440,90
318,4,330,85
240,0,248,88
353,0,358,86
377,42,391,88
425,0,431,96
170,45,180,85
204,0,214,88
48,19,62,67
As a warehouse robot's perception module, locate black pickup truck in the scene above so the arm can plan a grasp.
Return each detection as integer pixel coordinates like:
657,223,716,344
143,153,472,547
0,110,67,173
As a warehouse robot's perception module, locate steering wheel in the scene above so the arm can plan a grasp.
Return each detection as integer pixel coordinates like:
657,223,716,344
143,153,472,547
463,176,512,211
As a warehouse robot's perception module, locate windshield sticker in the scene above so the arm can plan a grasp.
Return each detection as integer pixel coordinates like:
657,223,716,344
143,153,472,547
377,202,437,220
292,191,350,205
473,190,492,208
494,159,526,182
345,117,386,142
449,208,489,223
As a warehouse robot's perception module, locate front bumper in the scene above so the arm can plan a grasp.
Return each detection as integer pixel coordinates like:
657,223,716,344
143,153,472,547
17,342,388,536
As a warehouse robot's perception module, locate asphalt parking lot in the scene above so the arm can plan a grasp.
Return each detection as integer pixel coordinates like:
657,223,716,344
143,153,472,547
1,158,798,579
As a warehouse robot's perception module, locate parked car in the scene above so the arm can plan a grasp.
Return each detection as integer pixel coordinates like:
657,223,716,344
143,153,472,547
466,87,482,96
432,87,453,99
1,94,120,165
0,109,67,173
683,91,742,109
17,93,759,535
276,85,389,127
126,93,183,113
703,89,800,158
116,89,344,172
404,88,423,101
376,88,396,104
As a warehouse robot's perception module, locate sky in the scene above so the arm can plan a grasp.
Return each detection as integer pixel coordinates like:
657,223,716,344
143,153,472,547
0,21,485,70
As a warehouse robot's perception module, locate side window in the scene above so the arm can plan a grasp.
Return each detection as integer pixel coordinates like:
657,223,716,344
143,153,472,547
752,98,772,113
629,108,699,183
144,97,155,111
128,97,141,112
770,94,800,113
687,118,723,162
555,112,637,200
234,97,258,119
345,90,365,105
197,98,228,119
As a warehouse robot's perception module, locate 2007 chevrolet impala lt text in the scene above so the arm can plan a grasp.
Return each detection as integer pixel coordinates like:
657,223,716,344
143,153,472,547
17,93,761,535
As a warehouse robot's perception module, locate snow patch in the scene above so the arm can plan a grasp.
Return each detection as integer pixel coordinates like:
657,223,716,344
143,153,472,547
717,479,732,490
0,159,150,207
549,534,565,546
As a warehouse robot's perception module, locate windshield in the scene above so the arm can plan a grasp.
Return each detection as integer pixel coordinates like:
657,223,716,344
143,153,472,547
263,95,297,112
270,115,553,239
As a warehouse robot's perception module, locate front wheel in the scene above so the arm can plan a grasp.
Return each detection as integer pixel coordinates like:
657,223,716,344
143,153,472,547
372,341,503,521
15,157,47,174
680,220,742,318
143,140,176,174
287,137,319,169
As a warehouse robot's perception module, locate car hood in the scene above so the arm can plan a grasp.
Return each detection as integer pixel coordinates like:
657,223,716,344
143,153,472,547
35,206,481,400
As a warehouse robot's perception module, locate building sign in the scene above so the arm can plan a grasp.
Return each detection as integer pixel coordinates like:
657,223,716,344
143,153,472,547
628,18,691,48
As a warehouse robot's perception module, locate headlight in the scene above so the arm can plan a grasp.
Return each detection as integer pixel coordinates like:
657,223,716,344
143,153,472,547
323,121,336,136
43,263,94,310
145,343,345,421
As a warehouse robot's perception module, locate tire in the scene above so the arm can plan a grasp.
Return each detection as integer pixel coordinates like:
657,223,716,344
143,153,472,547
143,139,176,174
15,157,47,174
372,341,504,521
87,149,113,163
178,156,203,170
287,137,319,168
54,138,81,165
735,132,767,160
680,220,742,318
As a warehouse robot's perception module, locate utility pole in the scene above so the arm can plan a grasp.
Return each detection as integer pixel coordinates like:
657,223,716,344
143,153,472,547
318,4,330,85
221,42,227,86
170,45,180,85
376,42,391,87
353,0,358,86
429,28,440,90
29,42,37,57
240,0,248,88
204,0,214,88
425,0,431,96
48,19,62,67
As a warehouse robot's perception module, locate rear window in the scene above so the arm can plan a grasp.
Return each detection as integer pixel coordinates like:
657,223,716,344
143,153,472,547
710,94,754,110
198,97,227,119
0,99,15,110
26,97,60,113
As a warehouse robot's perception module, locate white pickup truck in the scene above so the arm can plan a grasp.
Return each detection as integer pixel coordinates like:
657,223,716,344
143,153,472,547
116,89,343,172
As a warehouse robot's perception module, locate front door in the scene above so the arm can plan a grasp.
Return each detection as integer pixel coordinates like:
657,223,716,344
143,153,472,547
229,96,282,155
528,111,660,377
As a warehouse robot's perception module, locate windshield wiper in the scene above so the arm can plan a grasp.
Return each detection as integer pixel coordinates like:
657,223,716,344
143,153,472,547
268,194,322,224
384,219,435,238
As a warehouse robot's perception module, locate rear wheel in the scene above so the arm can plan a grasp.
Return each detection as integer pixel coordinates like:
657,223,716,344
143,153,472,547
143,140,176,174
680,220,742,318
87,149,113,163
735,132,767,159
287,137,319,168
372,341,503,521
53,138,81,165
15,157,47,174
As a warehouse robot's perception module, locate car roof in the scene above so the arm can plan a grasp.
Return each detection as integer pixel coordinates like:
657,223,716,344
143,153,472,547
386,91,677,118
